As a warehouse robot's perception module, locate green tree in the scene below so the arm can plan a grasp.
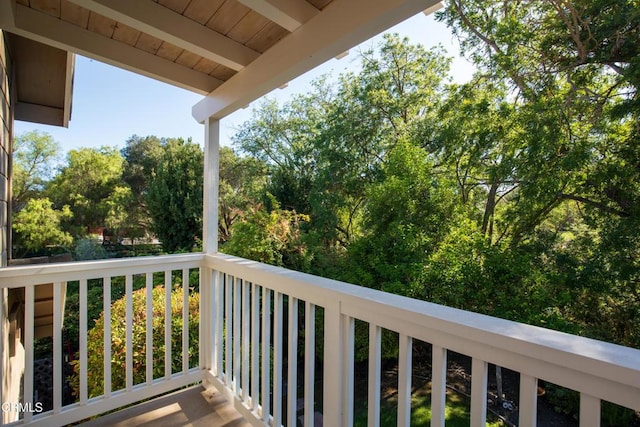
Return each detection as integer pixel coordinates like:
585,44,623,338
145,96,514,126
438,0,640,230
233,85,331,215
121,135,164,197
234,35,452,256
103,185,135,242
12,131,60,212
218,147,267,243
146,139,203,252
12,198,73,256
311,34,450,248
344,141,457,297
120,135,166,240
224,195,309,269
437,3,640,416
47,147,127,235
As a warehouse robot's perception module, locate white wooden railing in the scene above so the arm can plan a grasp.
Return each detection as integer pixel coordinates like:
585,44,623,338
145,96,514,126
203,253,640,427
1,252,639,426
0,254,203,426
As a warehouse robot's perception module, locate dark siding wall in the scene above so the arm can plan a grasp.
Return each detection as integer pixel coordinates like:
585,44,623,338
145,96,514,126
0,31,11,267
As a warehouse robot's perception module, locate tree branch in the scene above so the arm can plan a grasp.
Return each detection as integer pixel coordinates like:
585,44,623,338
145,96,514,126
560,193,631,217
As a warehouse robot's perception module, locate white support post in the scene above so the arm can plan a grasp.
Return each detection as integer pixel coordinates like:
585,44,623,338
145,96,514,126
200,117,221,386
182,269,190,373
24,286,34,423
164,270,172,379
126,276,133,390
202,117,219,383
323,303,343,427
304,302,315,427
519,374,538,427
431,346,447,427
397,334,412,427
368,324,381,427
80,280,88,403
580,394,601,427
470,358,488,426
146,273,154,384
0,288,5,416
202,117,219,396
342,315,355,427
203,117,220,254
102,277,112,397
53,282,63,412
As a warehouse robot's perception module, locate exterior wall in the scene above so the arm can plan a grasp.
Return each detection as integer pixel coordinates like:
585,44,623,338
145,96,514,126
0,29,20,424
0,30,10,267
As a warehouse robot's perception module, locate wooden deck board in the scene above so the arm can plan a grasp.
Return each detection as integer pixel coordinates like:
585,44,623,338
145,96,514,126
80,386,251,427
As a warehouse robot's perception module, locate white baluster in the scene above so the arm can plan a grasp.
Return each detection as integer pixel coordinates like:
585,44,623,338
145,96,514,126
102,277,111,398
397,334,412,427
431,346,447,427
470,358,488,426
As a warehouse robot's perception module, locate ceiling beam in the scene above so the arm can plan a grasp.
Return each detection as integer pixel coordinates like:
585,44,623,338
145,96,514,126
67,0,259,71
9,3,222,95
423,2,443,16
15,102,64,127
62,52,75,127
0,0,16,28
193,0,440,122
237,0,318,32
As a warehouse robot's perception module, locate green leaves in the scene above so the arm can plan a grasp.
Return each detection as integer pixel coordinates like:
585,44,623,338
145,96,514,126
224,196,310,269
46,146,126,233
229,21,640,360
12,198,73,254
12,131,61,212
69,284,200,398
146,139,204,253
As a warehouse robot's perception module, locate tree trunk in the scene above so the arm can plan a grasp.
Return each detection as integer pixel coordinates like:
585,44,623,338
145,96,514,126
482,182,499,238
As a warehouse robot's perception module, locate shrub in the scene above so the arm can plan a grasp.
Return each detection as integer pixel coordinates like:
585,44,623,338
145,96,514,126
69,285,199,398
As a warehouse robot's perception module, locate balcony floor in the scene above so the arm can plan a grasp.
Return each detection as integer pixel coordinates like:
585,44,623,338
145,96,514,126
80,385,251,427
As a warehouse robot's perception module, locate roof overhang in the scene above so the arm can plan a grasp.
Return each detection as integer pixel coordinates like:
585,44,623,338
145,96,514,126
7,33,74,127
0,0,441,125
192,0,442,122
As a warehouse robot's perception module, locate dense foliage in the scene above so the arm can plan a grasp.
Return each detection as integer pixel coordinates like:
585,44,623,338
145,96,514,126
11,135,209,255
146,138,204,252
226,29,640,355
69,285,199,398
15,2,639,422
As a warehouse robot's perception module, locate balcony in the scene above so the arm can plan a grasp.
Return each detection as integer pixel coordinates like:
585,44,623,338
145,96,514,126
0,252,638,427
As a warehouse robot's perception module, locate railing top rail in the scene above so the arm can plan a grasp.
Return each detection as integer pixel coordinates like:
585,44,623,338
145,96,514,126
0,253,205,288
206,253,640,406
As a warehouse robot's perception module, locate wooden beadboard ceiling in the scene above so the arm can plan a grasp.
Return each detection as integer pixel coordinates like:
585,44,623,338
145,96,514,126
3,0,441,120
13,0,333,89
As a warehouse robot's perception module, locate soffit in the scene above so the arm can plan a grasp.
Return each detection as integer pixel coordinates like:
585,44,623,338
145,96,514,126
8,32,74,127
2,0,331,94
0,0,441,121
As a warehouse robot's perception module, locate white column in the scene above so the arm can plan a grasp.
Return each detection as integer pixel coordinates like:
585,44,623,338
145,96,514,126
203,117,220,254
0,288,5,423
323,303,344,426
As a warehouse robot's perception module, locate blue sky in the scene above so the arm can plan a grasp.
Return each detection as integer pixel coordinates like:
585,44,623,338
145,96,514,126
14,11,474,155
